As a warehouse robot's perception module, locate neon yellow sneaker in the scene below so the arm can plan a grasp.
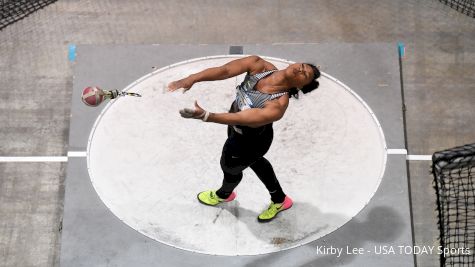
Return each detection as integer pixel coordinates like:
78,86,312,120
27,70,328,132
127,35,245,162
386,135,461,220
258,196,293,222
197,190,236,206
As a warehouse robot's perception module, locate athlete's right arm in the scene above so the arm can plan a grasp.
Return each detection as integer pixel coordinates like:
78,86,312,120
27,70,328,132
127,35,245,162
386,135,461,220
167,56,262,92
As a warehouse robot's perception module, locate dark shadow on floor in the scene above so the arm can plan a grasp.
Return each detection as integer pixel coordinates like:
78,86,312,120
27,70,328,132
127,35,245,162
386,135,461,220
222,201,349,249
239,205,404,267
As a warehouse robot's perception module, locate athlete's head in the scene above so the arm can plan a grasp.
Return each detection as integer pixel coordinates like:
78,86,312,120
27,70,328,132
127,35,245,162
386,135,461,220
286,63,321,99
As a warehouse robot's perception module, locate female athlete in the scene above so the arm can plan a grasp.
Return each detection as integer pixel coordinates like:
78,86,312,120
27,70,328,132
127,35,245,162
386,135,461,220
167,55,320,222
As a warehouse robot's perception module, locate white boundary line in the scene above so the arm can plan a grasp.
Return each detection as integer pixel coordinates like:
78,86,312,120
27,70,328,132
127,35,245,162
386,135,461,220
0,151,433,162
68,151,87,157
407,155,432,161
0,153,434,162
386,149,432,160
0,151,87,162
387,149,407,155
0,156,68,162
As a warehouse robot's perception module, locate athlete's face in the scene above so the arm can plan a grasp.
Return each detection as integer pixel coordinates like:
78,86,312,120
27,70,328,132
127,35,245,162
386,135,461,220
286,63,314,89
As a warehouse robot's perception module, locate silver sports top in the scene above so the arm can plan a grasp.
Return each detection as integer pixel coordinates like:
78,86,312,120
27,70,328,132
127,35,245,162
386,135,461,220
235,70,288,111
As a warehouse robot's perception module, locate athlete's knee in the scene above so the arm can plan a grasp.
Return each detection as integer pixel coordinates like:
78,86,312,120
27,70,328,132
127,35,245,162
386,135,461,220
220,154,244,176
251,156,272,169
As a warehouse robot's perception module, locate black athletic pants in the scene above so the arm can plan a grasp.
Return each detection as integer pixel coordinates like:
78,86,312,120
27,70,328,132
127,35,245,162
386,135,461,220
216,124,286,203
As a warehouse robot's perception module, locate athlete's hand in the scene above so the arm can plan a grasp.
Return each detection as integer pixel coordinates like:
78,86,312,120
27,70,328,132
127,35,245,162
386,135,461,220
167,76,194,93
179,100,210,121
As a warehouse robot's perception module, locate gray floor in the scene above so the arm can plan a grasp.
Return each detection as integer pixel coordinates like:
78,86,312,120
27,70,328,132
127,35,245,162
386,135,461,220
60,44,412,266
0,1,474,267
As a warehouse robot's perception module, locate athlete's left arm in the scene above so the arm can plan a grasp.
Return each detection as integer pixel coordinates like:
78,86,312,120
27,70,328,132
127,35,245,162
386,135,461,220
207,96,289,128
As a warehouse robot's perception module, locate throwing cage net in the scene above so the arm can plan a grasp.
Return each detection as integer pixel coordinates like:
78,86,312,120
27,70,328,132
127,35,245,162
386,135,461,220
0,0,57,30
439,0,475,18
433,143,475,266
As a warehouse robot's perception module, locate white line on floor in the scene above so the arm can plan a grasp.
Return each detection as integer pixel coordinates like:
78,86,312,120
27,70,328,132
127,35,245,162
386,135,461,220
406,155,432,161
0,156,68,162
0,151,433,162
68,151,87,157
387,149,432,160
387,149,408,154
0,151,87,162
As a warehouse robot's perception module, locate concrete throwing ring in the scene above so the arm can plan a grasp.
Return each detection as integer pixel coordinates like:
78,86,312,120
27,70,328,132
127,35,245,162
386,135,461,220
86,55,387,256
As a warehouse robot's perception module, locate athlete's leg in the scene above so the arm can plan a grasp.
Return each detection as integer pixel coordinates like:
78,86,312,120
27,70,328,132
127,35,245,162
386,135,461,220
250,157,286,203
216,142,258,199
216,123,274,199
252,157,293,223
216,125,261,199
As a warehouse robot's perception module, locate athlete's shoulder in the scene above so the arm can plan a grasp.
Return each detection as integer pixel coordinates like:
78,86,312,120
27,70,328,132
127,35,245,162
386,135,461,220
244,55,265,67
245,55,276,74
248,55,274,66
246,55,262,61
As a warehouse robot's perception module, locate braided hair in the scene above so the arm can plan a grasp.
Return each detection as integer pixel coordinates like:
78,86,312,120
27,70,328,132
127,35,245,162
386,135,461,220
288,63,321,99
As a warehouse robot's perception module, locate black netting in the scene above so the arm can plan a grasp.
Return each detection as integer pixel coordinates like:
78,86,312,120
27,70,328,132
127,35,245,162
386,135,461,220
433,143,475,266
439,0,475,18
0,0,57,30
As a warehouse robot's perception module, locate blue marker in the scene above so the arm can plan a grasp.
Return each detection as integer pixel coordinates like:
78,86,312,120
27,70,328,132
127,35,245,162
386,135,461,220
68,44,76,62
398,42,405,59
